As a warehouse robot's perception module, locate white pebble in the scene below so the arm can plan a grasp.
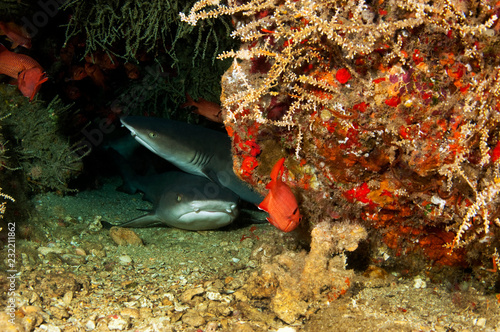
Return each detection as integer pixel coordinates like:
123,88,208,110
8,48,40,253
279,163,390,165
474,317,486,327
413,277,426,289
107,315,129,330
206,291,222,301
276,327,297,332
84,320,96,331
38,325,61,332
118,255,132,265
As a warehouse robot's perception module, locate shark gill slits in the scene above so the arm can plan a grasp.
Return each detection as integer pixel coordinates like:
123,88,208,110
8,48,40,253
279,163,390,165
190,151,211,167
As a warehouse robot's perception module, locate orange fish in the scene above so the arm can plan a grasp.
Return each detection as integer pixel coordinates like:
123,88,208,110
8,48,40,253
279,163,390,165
18,67,48,101
85,51,119,70
0,22,31,49
0,44,47,100
70,66,88,81
258,158,301,232
181,93,223,123
84,63,106,89
123,62,140,79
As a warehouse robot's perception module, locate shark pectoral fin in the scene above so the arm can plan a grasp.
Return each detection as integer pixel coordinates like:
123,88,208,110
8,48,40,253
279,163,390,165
203,168,220,184
118,213,164,228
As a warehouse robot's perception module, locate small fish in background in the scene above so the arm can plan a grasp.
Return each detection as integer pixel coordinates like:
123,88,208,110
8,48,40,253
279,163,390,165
70,65,88,81
181,93,223,123
0,44,48,101
123,62,140,80
258,157,302,232
85,51,119,70
0,22,32,49
84,63,106,89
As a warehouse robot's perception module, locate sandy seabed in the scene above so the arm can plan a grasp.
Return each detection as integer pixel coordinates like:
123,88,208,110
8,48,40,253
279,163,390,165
1,177,499,332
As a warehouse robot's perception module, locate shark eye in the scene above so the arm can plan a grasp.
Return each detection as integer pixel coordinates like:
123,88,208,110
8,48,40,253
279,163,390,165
148,131,157,138
176,194,182,202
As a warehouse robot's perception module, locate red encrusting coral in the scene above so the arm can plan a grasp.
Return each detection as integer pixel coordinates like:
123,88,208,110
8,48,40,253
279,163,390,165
191,0,500,271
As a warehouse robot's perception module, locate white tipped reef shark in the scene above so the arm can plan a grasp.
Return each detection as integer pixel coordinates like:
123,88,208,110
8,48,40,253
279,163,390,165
120,116,264,205
118,170,240,230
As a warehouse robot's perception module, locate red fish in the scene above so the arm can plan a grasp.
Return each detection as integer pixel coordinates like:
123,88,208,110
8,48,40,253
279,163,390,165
124,62,140,79
181,93,223,123
70,66,88,81
18,67,48,101
84,63,106,89
0,22,31,49
85,51,119,70
0,44,48,100
258,158,301,232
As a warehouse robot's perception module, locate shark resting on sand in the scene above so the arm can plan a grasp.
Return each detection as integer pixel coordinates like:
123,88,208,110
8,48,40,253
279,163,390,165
120,116,264,205
111,147,240,230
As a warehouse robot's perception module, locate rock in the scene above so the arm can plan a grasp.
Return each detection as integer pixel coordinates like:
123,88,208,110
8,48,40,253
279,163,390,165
205,321,219,332
84,320,96,331
206,291,222,301
474,317,486,328
181,310,205,327
0,312,20,332
88,215,103,232
107,315,129,330
75,248,86,256
118,255,132,265
62,291,73,307
60,254,86,266
49,306,69,319
19,305,45,330
38,246,65,256
139,308,152,319
38,324,61,332
181,287,204,303
38,273,85,297
120,308,140,319
270,287,308,324
20,305,43,315
413,277,427,289
109,227,143,246
276,327,297,332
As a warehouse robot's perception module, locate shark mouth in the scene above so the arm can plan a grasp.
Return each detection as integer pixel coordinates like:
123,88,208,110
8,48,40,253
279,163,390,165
179,202,238,221
124,126,161,156
177,211,236,230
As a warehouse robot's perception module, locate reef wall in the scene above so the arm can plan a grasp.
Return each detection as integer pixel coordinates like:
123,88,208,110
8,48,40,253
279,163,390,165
181,0,500,271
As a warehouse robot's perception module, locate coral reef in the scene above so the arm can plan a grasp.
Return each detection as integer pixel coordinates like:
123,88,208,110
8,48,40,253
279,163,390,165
244,221,367,323
181,0,500,272
60,0,238,122
0,86,85,193
0,0,39,22
62,0,235,63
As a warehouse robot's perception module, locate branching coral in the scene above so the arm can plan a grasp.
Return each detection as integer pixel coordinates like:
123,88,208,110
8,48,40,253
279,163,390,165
182,0,500,268
0,116,14,219
0,88,86,193
63,0,235,64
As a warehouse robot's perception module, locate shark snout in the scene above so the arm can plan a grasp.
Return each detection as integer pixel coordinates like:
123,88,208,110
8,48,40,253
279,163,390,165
191,201,238,215
226,203,237,213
